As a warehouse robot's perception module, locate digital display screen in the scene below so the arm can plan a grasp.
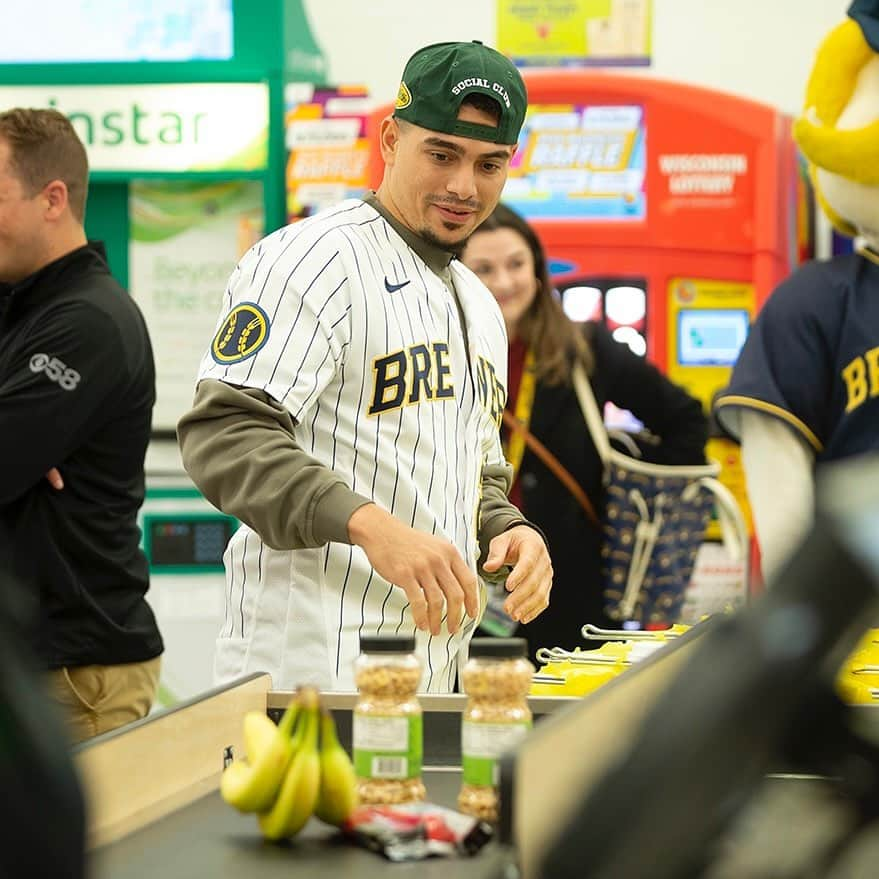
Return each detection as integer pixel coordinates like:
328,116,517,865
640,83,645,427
0,1,233,63
678,309,750,366
503,104,646,221
147,517,235,568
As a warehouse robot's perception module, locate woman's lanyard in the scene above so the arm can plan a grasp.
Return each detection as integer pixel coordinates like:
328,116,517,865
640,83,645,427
504,348,537,481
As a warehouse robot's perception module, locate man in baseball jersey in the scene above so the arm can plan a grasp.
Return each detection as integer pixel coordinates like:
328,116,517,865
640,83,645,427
178,41,553,692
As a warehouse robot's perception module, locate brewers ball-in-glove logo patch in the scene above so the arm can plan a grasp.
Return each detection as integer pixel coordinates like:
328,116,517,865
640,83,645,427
396,81,412,109
211,302,270,364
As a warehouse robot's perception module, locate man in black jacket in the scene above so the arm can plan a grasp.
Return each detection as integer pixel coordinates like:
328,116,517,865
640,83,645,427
0,108,163,742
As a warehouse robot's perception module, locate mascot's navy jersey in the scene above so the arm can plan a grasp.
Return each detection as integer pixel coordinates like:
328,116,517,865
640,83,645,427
715,247,879,463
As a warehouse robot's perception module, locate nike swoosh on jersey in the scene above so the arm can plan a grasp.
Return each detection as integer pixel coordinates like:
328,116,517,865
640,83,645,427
384,277,411,292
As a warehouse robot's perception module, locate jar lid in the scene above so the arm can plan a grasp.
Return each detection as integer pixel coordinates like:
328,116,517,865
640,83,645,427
359,635,416,653
468,637,528,658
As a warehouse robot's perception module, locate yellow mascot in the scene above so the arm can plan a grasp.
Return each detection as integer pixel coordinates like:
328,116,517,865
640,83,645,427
715,0,879,583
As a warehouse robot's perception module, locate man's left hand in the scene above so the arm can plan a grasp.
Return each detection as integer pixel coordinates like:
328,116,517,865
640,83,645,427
482,525,553,624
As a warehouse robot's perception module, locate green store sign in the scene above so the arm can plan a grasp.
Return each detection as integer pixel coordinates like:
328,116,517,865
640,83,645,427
0,83,268,172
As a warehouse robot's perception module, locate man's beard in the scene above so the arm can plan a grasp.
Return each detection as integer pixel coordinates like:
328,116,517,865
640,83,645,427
418,225,470,256
420,197,484,255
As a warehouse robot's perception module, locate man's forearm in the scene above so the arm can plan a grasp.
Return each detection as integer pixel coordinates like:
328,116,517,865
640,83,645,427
177,380,372,550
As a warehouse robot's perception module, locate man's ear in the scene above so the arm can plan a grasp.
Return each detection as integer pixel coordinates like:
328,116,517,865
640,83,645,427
379,115,401,165
42,180,69,221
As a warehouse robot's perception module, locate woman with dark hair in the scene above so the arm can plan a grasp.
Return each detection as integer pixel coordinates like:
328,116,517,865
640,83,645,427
461,203,709,662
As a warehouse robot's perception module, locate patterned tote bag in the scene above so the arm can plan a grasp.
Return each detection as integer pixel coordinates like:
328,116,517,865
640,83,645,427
572,365,748,626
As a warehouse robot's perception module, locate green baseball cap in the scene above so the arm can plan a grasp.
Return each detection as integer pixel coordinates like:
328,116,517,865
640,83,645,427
393,41,527,146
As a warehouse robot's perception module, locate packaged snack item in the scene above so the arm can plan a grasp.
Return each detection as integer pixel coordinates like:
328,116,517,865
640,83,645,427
343,802,493,861
353,635,426,804
458,637,533,821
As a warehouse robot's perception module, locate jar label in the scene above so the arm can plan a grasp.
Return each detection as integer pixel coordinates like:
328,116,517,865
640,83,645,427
461,721,531,787
353,713,423,780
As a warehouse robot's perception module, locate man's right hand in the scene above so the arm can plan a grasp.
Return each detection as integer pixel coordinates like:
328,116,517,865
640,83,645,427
347,503,479,636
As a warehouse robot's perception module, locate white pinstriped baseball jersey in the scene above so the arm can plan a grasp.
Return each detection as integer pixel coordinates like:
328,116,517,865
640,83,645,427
197,199,509,692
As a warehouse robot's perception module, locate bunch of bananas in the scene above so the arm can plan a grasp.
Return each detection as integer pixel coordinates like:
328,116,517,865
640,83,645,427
220,686,359,840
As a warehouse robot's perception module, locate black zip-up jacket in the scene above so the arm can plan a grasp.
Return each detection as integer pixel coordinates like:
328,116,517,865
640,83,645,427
0,243,163,668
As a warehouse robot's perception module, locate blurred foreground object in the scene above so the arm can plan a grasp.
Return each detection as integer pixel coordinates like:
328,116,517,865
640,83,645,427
539,452,879,878
0,563,86,878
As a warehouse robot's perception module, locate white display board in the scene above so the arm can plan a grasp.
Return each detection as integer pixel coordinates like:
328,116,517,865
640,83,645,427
129,180,264,432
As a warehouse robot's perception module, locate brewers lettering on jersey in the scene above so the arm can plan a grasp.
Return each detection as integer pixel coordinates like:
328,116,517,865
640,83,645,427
716,248,879,462
197,200,509,691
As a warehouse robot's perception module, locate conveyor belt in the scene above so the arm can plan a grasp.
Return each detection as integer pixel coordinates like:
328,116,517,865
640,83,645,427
90,768,512,879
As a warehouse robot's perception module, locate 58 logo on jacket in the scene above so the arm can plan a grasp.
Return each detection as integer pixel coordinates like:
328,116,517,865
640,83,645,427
29,352,81,391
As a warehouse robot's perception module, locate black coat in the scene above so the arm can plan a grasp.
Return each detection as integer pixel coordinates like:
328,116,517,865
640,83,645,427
512,322,708,662
0,244,162,668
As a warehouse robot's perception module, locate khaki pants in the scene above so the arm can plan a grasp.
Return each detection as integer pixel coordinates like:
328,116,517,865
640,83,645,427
47,656,162,745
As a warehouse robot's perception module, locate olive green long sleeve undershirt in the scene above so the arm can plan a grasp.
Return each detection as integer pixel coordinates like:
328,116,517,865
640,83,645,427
178,193,540,566
177,379,528,564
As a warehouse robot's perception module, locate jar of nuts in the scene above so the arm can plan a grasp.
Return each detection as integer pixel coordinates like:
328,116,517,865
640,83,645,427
353,635,426,804
458,637,533,822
